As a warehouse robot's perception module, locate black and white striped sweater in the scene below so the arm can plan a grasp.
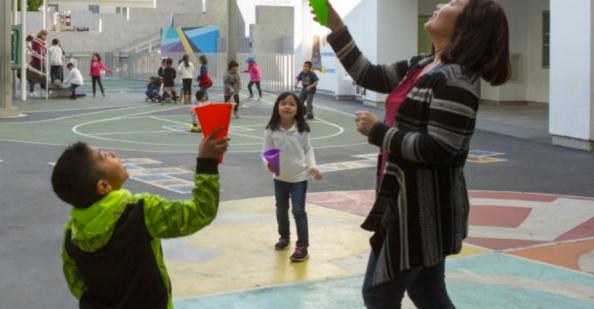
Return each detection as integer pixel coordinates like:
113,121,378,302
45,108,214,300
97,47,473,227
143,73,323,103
328,27,479,285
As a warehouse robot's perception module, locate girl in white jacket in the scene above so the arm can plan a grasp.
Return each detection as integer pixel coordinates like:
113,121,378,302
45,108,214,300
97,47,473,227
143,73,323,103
263,92,322,262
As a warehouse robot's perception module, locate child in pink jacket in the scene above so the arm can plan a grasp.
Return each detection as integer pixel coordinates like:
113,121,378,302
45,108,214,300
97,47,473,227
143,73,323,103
90,52,112,97
243,56,262,100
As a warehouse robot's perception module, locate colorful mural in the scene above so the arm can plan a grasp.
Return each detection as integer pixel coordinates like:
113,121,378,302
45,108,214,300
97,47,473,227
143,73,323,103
160,26,220,53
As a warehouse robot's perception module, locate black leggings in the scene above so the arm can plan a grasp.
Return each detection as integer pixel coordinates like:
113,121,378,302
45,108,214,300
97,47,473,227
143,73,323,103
182,78,192,96
92,76,104,95
248,81,262,97
224,94,240,111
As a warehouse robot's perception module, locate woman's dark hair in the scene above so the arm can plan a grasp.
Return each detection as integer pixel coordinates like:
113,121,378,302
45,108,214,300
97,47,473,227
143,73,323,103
199,55,208,64
182,54,190,67
440,0,510,86
92,52,101,62
266,92,310,133
227,60,239,70
51,142,105,208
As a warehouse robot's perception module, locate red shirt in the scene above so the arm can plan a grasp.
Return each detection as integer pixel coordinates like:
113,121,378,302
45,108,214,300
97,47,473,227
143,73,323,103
379,68,423,184
90,60,112,77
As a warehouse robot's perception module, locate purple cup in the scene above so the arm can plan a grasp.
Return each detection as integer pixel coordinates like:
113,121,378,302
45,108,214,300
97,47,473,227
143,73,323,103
262,148,281,176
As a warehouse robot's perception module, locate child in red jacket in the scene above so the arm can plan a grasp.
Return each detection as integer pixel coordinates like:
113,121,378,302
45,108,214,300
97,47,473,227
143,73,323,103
90,53,112,97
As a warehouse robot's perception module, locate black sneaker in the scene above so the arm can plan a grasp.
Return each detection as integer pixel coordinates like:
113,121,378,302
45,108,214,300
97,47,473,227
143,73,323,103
275,237,290,251
290,247,309,262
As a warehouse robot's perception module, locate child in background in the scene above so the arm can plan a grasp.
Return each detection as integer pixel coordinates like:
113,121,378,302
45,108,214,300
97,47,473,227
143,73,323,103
295,61,319,120
64,63,84,100
162,58,177,103
52,129,228,308
89,53,112,97
243,56,262,100
262,92,322,262
190,90,208,133
224,60,242,119
197,55,212,100
177,54,195,104
145,76,162,102
48,39,65,83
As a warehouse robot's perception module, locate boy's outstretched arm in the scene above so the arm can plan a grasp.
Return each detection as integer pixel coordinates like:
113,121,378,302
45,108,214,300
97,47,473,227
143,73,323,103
142,129,229,238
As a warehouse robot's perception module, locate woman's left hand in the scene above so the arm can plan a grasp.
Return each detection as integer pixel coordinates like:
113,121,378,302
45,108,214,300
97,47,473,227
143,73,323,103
355,111,380,136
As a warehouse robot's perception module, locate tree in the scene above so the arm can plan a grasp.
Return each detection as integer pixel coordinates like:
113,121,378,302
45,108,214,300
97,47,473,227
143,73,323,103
16,0,43,11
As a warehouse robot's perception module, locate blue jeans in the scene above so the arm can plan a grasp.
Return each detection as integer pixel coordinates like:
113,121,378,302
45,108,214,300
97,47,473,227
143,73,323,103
362,252,455,309
274,180,308,247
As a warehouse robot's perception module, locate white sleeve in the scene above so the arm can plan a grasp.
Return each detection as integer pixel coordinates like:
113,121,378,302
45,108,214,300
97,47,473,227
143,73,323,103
303,132,317,169
262,129,274,167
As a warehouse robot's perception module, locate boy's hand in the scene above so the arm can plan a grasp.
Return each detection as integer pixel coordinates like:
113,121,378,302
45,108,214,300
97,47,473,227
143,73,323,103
199,128,230,159
310,168,323,181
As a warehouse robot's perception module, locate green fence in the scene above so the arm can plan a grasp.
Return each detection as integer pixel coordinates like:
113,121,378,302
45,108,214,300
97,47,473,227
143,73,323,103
11,25,22,70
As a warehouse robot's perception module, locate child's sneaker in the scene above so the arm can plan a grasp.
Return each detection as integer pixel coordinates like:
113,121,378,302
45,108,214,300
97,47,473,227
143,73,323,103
190,124,202,133
274,237,290,251
290,247,309,262
233,110,239,119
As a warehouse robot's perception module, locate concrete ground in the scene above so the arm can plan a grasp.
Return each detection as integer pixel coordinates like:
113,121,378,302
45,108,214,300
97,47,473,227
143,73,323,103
1,78,594,308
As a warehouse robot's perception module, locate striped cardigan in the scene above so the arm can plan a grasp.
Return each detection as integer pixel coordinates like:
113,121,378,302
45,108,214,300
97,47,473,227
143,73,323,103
327,28,479,286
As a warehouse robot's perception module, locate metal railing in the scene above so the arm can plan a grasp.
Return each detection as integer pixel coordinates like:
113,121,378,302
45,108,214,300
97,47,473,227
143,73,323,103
113,51,295,93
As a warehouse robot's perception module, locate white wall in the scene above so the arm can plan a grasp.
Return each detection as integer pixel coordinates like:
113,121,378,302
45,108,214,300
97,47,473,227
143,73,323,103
252,6,293,53
526,0,549,103
549,0,592,140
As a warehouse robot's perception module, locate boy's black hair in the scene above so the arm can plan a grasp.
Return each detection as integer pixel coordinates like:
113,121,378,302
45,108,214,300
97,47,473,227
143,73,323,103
195,89,205,102
199,55,208,64
52,38,59,45
51,142,105,208
304,61,313,68
166,58,173,66
266,92,310,133
161,58,167,65
227,60,239,70
67,63,75,69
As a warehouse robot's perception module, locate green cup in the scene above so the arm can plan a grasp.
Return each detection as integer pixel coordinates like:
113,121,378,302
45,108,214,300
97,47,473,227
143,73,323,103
310,0,329,26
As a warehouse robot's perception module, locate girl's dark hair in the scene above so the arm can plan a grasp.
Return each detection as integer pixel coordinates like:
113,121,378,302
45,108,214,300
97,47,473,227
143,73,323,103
440,0,511,86
182,54,190,67
228,60,239,70
92,52,101,62
266,92,310,133
199,55,208,64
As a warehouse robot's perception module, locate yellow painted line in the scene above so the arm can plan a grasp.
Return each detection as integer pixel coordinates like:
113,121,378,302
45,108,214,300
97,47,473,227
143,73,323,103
451,243,490,259
176,27,194,54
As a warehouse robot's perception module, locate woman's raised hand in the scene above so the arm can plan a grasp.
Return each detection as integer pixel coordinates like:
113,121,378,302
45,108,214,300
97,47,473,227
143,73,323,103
310,0,345,33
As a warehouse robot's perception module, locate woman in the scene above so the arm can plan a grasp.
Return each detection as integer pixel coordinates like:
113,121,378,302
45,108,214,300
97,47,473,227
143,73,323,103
316,0,510,308
28,30,48,96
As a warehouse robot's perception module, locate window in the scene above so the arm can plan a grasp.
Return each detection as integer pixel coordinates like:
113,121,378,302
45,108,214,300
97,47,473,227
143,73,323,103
116,7,121,14
542,10,550,69
48,4,59,12
89,5,100,14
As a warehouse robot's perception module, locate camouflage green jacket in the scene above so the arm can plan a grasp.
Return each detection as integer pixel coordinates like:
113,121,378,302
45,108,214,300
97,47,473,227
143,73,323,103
62,162,219,308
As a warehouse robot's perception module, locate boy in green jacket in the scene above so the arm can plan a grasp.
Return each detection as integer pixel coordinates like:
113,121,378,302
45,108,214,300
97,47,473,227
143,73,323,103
52,129,229,308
